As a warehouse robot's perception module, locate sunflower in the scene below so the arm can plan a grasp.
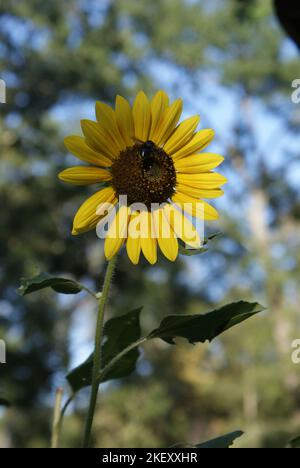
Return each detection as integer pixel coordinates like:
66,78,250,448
59,91,226,264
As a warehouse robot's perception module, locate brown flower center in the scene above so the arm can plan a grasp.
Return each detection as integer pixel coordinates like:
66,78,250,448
111,141,176,209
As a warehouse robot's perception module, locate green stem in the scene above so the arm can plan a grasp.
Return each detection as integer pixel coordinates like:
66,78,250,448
82,255,117,448
51,387,64,448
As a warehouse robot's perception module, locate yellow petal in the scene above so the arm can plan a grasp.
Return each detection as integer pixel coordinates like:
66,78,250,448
58,166,111,185
174,153,224,173
149,90,169,139
172,192,219,220
198,189,224,199
95,101,126,151
151,99,183,146
164,115,200,155
72,186,116,235
126,212,142,264
115,95,134,146
176,183,223,199
177,172,227,189
132,91,151,141
140,211,157,264
104,205,130,260
172,129,215,160
64,135,112,167
165,204,201,249
81,119,119,159
153,207,178,261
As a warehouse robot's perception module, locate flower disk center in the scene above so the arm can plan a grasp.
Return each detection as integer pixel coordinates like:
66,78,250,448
111,141,176,209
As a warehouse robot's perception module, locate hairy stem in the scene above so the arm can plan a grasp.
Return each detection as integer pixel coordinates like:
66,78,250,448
82,255,117,448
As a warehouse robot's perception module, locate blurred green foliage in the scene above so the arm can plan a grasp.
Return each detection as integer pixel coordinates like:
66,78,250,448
1,0,300,448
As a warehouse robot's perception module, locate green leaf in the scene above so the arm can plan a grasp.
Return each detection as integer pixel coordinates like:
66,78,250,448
288,436,300,448
178,232,221,256
66,354,93,393
66,308,142,392
18,272,83,296
171,430,243,448
196,430,244,448
101,307,142,381
148,301,264,344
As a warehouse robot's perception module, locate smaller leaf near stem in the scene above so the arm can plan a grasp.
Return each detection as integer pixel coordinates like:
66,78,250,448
18,273,82,295
18,272,98,299
51,387,64,448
